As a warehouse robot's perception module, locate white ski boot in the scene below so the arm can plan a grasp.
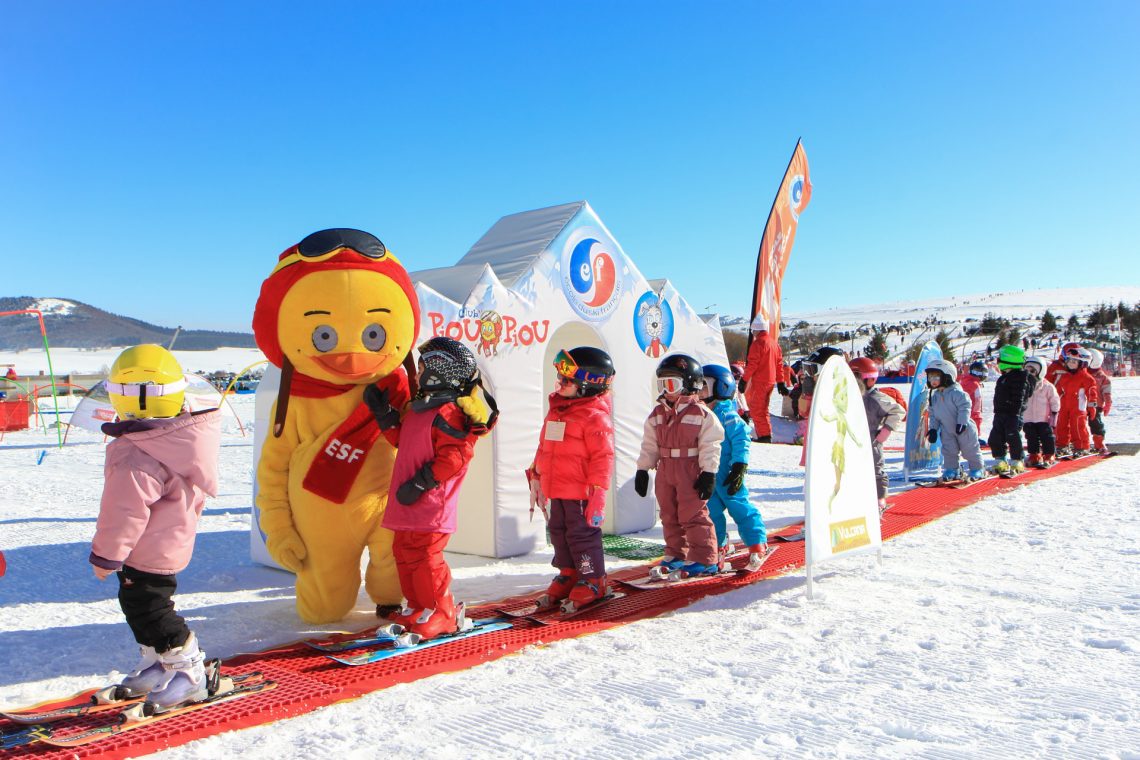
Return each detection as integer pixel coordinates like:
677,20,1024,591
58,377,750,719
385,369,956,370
745,548,771,572
144,632,208,712
95,644,165,703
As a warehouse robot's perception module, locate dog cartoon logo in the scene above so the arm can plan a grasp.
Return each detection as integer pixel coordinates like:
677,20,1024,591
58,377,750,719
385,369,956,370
633,291,674,358
477,310,503,356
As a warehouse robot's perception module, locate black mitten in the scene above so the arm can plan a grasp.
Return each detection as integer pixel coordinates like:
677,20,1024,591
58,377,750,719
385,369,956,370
927,429,939,444
695,471,716,500
396,463,438,505
726,462,748,495
363,384,400,430
634,470,649,497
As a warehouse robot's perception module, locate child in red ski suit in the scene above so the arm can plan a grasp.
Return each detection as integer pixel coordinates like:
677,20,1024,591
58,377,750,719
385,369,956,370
527,347,616,609
958,361,987,435
1053,348,1098,455
635,354,724,577
369,337,495,640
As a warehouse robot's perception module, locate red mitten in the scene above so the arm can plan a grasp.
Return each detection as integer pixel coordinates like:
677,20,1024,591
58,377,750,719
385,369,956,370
585,487,606,528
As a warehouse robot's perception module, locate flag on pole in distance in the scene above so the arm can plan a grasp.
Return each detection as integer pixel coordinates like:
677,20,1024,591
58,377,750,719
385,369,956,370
750,140,812,338
903,341,944,481
804,355,881,597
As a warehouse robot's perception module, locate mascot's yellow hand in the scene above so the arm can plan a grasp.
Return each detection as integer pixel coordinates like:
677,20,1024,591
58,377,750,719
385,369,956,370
456,386,490,426
267,527,307,573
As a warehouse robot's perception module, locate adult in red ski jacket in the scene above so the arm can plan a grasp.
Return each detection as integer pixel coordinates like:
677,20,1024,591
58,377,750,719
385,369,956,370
742,315,783,442
1053,349,1098,453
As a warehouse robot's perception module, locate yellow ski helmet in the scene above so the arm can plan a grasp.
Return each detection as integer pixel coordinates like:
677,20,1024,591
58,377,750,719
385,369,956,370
106,344,187,419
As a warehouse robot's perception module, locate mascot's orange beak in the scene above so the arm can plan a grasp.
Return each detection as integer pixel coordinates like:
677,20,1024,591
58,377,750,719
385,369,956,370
312,352,389,380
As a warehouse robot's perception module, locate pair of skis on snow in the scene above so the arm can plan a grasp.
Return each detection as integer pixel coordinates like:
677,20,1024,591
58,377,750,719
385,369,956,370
0,664,273,749
304,611,513,665
618,545,780,590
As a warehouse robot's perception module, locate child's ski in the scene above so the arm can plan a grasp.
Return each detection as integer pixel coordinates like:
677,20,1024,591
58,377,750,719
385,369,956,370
303,624,405,653
0,664,261,725
555,591,626,617
327,620,512,666
36,677,276,748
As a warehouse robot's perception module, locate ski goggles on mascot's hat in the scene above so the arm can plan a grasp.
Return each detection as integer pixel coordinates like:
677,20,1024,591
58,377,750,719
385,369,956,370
553,349,612,386
271,228,391,275
656,375,688,395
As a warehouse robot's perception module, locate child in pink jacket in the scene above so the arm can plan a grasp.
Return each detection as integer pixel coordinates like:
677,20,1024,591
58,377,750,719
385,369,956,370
635,354,724,578
90,345,221,712
527,346,616,611
368,337,495,641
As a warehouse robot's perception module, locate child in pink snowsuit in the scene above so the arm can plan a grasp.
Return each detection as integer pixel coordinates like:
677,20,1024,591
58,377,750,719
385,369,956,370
634,354,724,577
369,337,495,641
90,344,221,711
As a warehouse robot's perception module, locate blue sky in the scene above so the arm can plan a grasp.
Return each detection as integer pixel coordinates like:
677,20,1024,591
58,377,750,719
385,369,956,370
2,2,1137,332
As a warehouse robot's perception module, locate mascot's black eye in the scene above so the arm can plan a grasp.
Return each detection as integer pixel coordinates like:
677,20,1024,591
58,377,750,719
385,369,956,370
312,325,338,353
362,323,386,352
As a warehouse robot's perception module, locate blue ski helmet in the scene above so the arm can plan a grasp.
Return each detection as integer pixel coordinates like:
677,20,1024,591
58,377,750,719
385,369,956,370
701,364,736,401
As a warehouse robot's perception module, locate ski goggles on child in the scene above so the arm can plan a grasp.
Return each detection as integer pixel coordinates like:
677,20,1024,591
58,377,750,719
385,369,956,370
552,349,610,385
656,375,687,395
272,229,389,274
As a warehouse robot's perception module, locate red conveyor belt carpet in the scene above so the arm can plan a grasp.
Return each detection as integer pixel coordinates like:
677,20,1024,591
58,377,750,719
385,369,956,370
0,454,1111,759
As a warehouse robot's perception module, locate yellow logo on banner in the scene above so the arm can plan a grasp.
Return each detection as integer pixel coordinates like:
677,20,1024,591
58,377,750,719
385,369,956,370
829,518,870,553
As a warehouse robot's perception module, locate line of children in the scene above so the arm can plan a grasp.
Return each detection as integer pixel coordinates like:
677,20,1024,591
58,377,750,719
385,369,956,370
699,365,769,571
924,358,987,482
1052,346,1098,456
635,354,724,578
848,358,905,511
527,347,616,609
368,336,496,640
1021,355,1060,467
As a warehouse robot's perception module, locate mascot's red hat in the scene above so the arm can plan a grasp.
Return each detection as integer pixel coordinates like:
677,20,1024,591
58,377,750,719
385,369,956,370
252,228,421,368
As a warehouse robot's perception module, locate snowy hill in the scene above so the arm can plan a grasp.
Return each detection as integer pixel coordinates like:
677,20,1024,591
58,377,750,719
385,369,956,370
780,286,1140,331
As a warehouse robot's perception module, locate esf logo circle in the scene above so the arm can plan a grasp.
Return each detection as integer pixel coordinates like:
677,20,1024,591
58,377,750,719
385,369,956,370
560,233,623,321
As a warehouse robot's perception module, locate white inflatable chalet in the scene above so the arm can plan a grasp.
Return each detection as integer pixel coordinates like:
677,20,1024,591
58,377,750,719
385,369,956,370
411,201,728,557
251,201,729,564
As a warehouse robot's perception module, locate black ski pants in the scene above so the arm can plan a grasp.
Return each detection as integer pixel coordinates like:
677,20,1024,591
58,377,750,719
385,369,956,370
988,413,1025,461
117,565,190,653
1023,421,1056,457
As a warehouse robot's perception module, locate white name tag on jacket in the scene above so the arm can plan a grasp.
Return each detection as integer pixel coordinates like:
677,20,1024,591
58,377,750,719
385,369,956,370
545,421,567,441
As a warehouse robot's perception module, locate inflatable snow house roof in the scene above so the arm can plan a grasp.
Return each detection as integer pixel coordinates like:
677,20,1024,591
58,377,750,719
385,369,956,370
411,201,729,558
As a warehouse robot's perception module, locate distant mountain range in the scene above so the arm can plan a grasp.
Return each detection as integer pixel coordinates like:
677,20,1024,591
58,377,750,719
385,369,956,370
0,297,257,351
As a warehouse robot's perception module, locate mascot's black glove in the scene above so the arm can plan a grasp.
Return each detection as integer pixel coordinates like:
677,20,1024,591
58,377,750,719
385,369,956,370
927,429,939,444
695,471,716,501
776,382,790,397
634,470,649,497
396,463,438,505
363,384,400,430
725,461,748,495
955,424,967,435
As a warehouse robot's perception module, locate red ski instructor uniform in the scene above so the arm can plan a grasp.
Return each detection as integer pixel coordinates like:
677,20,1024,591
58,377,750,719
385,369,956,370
742,318,783,439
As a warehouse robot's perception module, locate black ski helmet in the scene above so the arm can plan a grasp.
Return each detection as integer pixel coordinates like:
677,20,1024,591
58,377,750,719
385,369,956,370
969,360,987,378
416,337,477,396
803,346,845,377
553,346,615,397
656,353,705,394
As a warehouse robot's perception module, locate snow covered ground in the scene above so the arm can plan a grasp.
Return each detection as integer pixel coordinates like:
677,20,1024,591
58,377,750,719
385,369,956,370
1,373,1138,758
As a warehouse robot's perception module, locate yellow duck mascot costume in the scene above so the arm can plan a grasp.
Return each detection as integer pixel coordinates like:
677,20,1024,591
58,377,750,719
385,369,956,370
253,228,419,623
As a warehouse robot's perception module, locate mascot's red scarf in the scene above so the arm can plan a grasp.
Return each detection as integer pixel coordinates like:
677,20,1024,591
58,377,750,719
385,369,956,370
279,361,411,504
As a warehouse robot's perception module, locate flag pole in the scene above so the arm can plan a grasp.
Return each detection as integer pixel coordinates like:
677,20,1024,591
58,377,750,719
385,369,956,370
747,137,803,354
